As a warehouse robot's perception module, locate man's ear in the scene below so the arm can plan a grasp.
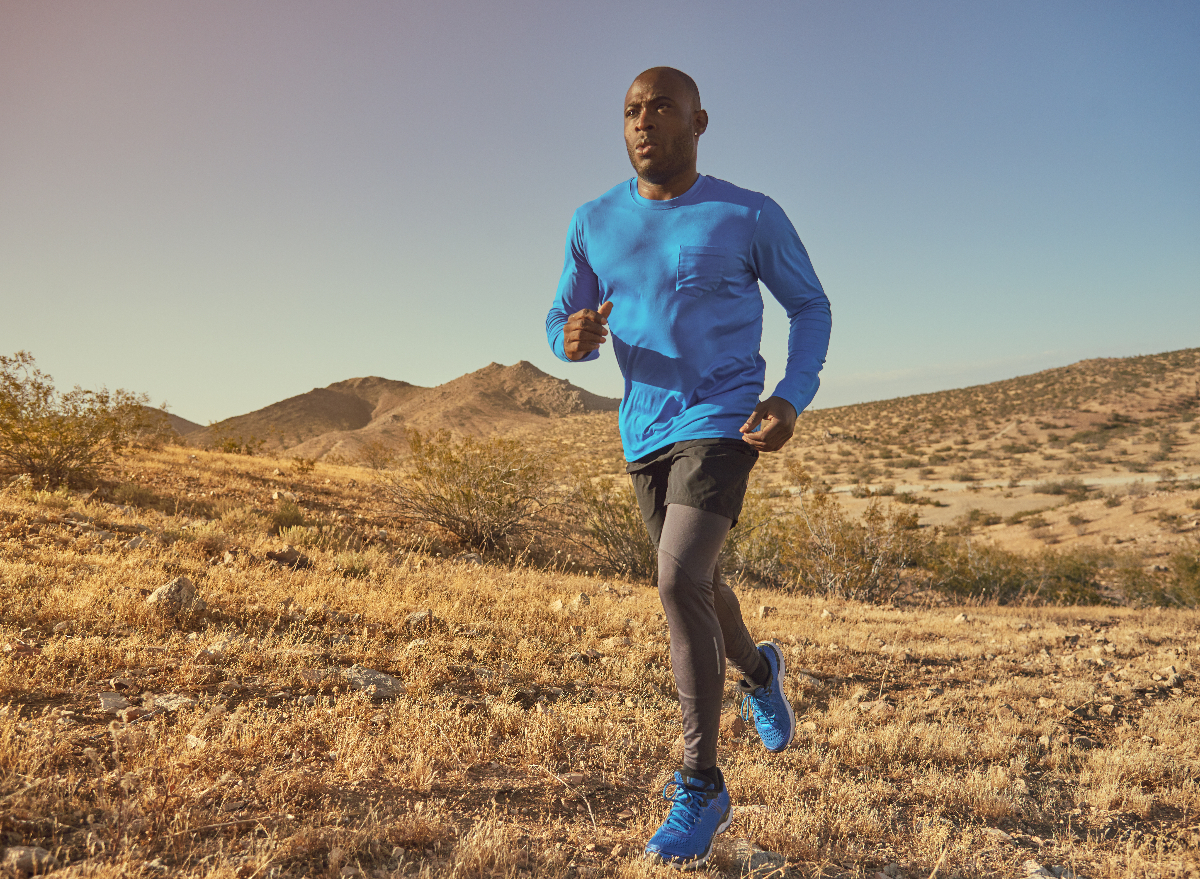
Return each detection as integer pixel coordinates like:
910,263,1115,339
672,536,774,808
693,109,709,137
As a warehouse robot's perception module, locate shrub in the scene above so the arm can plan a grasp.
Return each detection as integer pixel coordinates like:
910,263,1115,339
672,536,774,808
357,437,401,470
0,351,154,487
272,499,307,533
721,489,795,587
380,430,568,554
926,542,1107,604
575,477,656,579
1033,478,1089,502
785,464,925,602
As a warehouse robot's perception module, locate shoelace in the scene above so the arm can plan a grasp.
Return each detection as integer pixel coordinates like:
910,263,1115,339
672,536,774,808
659,779,711,832
739,682,777,727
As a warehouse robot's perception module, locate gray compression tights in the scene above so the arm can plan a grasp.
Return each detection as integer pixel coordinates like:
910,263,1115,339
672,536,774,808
657,503,764,771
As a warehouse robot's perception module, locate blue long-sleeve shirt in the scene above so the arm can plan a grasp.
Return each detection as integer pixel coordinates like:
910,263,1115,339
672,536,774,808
546,174,831,461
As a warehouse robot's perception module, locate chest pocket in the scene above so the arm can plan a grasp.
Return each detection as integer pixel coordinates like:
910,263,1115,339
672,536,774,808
677,245,734,298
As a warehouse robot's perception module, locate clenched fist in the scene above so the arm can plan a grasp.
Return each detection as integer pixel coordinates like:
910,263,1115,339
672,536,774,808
563,301,613,361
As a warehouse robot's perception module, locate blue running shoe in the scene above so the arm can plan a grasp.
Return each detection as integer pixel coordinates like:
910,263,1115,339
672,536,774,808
737,641,796,752
644,768,732,870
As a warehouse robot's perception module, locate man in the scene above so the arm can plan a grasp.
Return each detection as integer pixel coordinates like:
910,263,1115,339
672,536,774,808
545,67,831,870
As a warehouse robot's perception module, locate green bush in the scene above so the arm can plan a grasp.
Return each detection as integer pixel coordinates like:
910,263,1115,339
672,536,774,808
272,499,307,533
0,351,154,487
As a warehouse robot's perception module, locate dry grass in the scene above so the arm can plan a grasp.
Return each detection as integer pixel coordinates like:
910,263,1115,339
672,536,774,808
1,447,1198,878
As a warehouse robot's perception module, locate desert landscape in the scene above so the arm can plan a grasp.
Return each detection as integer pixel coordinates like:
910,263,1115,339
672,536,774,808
1,348,1198,878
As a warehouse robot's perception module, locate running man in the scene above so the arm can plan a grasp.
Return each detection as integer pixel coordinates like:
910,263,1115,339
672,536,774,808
545,67,831,869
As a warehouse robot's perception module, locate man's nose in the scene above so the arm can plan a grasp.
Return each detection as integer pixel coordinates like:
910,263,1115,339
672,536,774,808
634,108,654,130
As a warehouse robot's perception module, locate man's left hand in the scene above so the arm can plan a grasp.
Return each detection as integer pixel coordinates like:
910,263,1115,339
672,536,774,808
740,396,797,452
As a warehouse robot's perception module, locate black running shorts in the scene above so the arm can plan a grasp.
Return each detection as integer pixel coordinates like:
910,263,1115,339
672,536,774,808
626,438,759,544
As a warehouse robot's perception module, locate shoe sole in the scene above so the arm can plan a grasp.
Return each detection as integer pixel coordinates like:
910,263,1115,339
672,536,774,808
647,803,733,871
759,641,797,752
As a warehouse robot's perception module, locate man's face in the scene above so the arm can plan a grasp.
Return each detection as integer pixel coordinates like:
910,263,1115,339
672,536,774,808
623,72,704,185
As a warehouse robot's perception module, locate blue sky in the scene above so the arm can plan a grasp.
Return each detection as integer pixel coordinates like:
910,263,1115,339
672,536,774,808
2,1,1197,424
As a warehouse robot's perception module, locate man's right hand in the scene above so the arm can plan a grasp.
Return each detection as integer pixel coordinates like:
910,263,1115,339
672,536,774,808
563,300,613,361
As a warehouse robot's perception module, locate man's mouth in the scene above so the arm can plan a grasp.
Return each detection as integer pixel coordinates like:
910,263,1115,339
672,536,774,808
635,141,657,155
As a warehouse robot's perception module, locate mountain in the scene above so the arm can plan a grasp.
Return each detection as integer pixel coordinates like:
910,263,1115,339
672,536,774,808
186,362,620,461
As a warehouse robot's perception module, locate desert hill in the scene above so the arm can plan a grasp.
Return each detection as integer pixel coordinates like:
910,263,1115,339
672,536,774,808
189,361,619,461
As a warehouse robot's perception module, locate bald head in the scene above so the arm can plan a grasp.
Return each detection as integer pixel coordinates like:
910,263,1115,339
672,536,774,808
631,67,701,113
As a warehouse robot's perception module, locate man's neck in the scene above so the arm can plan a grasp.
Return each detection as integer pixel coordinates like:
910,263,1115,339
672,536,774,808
637,169,700,201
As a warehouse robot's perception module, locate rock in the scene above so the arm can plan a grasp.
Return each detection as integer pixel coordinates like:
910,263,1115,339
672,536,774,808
561,771,585,785
603,636,630,649
116,706,148,722
569,593,590,611
954,613,971,624
1098,703,1117,717
758,605,777,619
340,664,405,700
729,839,790,878
404,609,437,634
151,693,198,712
549,599,566,613
1036,697,1058,710
125,535,146,549
1072,735,1100,750
819,608,834,620
794,672,824,690
98,691,131,714
146,576,205,616
272,490,297,502
720,712,747,739
266,545,311,569
454,552,484,565
185,734,207,750
982,827,1014,843
52,621,70,634
1024,861,1055,878
0,846,58,875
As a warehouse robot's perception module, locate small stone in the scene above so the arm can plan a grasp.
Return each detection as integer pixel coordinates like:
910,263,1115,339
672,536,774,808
300,694,317,706
52,621,71,634
111,677,134,690
339,868,361,878
222,799,247,812
125,535,145,549
954,613,971,624
794,672,824,690
0,846,58,875
611,843,625,858
146,576,205,616
98,691,131,714
569,593,590,611
1037,735,1052,747
801,720,818,733
982,827,1013,843
615,810,634,820
549,599,566,613
1072,735,1099,749
404,609,436,634
758,605,777,619
1024,861,1055,878
455,552,484,565
151,693,198,712
272,490,297,501
729,839,788,878
116,706,148,722
819,608,833,620
603,636,630,649
1098,703,1117,717
185,734,207,750
340,664,405,700
266,545,310,568
561,771,586,785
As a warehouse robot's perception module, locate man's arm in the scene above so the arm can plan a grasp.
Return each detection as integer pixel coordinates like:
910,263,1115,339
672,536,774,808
745,196,832,451
546,212,606,362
